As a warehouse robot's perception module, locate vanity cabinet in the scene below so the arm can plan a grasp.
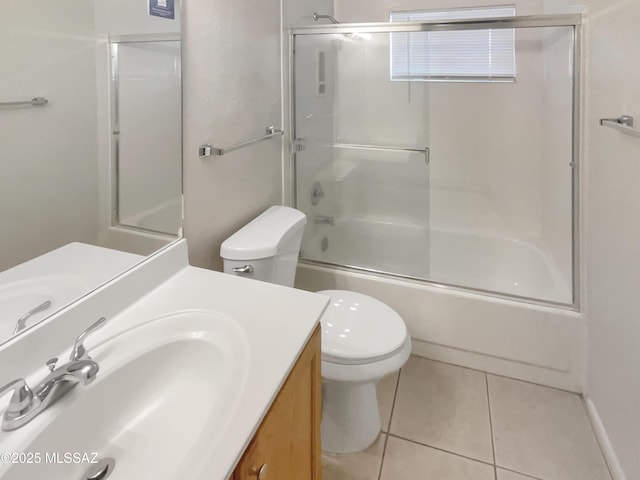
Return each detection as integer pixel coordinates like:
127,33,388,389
232,326,322,480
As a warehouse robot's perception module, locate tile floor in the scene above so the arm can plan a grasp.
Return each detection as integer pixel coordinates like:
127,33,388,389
323,356,612,480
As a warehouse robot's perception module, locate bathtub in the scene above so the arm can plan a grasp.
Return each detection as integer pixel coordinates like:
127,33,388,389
302,217,571,304
100,198,181,257
121,197,182,236
296,217,584,392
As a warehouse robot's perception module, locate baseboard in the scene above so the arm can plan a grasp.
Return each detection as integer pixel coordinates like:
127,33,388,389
584,397,627,480
411,338,582,392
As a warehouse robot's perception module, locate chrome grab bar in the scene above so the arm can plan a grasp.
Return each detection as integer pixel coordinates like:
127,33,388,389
0,97,48,107
13,301,52,335
331,143,430,164
199,126,284,157
600,115,640,139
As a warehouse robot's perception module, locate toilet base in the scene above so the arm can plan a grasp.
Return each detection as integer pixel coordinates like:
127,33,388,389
321,379,381,454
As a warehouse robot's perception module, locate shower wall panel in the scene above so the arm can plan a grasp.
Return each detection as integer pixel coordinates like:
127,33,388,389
334,34,430,228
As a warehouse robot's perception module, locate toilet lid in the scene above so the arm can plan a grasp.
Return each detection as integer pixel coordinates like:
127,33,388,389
318,290,408,364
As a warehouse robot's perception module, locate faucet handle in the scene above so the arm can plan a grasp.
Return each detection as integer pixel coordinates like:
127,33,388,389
71,317,106,361
46,357,58,372
0,379,34,415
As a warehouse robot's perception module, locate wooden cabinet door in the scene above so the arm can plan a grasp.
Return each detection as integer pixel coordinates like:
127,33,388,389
233,326,321,480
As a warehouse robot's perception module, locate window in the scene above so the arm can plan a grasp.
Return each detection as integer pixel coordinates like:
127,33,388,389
390,6,516,82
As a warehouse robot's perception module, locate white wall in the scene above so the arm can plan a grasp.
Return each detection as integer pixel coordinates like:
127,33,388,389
426,34,549,242
333,33,430,223
94,0,181,36
182,0,283,270
579,1,640,478
181,0,336,269
0,0,99,271
284,0,333,27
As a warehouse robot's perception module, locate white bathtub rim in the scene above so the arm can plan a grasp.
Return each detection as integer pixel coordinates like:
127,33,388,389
298,258,579,313
302,219,574,307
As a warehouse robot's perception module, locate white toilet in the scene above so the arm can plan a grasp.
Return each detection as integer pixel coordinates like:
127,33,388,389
221,206,411,454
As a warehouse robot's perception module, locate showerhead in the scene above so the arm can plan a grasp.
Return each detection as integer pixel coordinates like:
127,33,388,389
312,12,372,41
313,12,340,24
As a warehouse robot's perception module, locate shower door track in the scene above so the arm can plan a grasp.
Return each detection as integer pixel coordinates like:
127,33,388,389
287,14,582,311
299,258,577,312
288,14,581,36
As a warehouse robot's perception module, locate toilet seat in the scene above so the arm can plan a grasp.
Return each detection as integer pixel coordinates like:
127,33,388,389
318,290,407,365
322,336,412,383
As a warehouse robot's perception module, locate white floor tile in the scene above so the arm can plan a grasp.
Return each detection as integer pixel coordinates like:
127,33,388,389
380,436,495,480
497,468,540,480
322,433,386,480
390,356,494,463
488,375,611,480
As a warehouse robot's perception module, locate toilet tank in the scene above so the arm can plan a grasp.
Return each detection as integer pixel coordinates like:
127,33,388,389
220,206,307,287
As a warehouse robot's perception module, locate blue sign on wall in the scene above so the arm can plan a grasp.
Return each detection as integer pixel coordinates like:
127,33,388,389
149,0,175,20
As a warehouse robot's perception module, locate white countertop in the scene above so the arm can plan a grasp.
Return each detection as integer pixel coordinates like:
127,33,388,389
91,265,329,479
0,263,328,480
0,240,329,480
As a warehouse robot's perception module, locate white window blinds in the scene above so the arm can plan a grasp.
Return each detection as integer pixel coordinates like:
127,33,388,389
390,6,516,82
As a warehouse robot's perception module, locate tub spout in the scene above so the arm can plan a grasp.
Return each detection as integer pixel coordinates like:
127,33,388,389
314,215,335,226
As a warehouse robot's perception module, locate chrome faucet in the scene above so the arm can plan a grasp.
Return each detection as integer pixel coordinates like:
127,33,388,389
314,214,335,226
0,317,105,431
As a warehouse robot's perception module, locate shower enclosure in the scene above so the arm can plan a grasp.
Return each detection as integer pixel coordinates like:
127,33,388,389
110,35,182,237
289,14,580,307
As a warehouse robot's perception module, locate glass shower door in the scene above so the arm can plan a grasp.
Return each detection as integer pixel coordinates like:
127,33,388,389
292,18,578,306
293,32,431,278
112,39,182,236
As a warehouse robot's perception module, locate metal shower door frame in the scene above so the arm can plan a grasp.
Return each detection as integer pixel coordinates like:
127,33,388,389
287,14,582,310
109,33,183,237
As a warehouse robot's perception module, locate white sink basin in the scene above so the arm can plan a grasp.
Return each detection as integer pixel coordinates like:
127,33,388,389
0,310,249,480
